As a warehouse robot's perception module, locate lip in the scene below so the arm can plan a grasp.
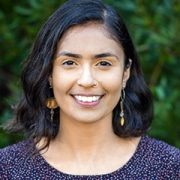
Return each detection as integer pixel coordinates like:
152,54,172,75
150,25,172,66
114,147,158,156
71,94,104,107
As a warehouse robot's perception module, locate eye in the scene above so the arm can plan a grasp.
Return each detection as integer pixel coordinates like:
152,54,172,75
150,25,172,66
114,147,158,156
62,60,77,66
96,61,112,67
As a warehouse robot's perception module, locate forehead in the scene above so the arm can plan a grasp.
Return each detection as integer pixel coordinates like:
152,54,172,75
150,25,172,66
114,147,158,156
60,22,110,40
56,23,124,56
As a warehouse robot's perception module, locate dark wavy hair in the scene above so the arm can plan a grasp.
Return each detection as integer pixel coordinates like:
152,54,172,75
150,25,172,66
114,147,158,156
6,0,153,149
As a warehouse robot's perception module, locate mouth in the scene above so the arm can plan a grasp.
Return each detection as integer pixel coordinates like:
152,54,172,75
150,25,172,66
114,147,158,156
71,94,104,107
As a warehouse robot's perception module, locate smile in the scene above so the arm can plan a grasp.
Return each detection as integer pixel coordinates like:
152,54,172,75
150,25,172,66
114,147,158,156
71,94,104,107
74,95,101,103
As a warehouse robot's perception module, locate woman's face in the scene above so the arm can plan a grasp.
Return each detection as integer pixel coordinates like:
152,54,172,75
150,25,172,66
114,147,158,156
51,23,130,124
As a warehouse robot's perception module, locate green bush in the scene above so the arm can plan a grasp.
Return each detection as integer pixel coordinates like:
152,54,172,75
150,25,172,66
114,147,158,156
0,0,179,148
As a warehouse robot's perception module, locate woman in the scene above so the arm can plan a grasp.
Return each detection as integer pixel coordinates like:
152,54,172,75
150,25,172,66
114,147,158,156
0,0,179,179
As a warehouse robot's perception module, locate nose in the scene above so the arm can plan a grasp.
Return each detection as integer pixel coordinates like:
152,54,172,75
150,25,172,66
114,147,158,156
77,65,97,88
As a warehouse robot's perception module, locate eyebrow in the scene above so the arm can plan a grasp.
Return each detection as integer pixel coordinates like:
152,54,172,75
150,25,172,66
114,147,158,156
57,52,82,58
57,51,119,60
94,53,118,60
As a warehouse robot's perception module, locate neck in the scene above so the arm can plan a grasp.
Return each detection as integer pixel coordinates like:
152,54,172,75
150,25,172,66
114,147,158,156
56,113,117,153
39,114,141,175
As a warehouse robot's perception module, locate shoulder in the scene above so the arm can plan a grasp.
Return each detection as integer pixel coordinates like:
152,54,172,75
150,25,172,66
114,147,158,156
0,139,34,176
139,135,180,178
0,139,33,163
142,135,180,159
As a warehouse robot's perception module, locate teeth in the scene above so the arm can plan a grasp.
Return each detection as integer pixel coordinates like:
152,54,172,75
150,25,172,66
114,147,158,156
74,95,101,102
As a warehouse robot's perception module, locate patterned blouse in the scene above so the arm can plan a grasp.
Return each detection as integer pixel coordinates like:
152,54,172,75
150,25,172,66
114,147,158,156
0,135,179,179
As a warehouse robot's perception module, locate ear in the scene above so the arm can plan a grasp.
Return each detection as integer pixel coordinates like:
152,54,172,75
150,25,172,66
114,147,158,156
49,76,53,87
122,59,132,88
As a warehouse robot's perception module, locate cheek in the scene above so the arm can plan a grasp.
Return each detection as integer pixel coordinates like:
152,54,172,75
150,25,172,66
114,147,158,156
98,70,123,92
99,70,123,107
106,78,122,100
52,69,75,96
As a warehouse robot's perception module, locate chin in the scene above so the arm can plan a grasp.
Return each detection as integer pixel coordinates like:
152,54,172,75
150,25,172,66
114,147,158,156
72,111,110,124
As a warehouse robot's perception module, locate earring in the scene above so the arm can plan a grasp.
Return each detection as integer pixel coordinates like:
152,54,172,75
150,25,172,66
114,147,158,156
120,89,125,126
46,86,58,121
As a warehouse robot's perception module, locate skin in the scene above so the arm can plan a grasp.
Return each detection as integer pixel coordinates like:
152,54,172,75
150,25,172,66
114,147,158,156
41,23,141,175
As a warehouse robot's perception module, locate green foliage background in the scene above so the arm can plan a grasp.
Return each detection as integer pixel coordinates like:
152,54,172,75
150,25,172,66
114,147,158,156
0,0,179,148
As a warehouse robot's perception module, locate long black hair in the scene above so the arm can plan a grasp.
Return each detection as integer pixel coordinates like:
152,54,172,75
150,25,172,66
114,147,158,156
6,0,153,150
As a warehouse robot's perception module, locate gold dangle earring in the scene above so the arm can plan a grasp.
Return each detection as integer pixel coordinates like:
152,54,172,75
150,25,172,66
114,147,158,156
46,86,58,121
120,88,125,126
